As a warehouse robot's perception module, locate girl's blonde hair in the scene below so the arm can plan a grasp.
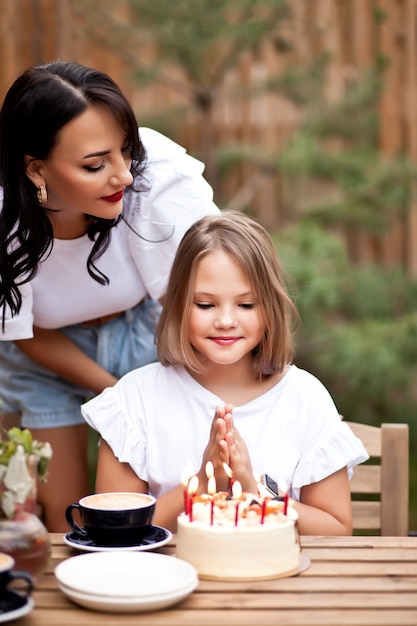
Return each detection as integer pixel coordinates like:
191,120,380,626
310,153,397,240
156,211,298,378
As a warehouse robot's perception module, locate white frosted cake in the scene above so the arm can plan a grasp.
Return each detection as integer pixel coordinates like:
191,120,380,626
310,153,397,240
176,491,300,580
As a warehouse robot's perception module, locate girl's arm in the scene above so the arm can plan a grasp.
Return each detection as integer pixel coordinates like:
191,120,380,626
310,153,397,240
14,326,117,394
294,467,353,535
95,439,184,532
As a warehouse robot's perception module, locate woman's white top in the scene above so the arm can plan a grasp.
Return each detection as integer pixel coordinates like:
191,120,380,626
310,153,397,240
1,128,219,339
81,363,369,500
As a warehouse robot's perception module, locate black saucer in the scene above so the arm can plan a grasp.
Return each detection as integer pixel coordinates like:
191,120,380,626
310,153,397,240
0,590,34,622
64,525,172,552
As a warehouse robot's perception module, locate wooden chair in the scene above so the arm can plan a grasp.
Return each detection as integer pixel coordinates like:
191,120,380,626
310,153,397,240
345,420,409,536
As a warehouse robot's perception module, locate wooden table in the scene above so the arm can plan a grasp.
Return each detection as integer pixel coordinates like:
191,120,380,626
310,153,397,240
21,533,417,626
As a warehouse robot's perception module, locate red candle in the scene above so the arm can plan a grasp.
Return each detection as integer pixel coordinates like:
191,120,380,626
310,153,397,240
181,462,193,515
232,481,242,527
188,475,199,522
223,462,235,494
278,477,290,516
261,498,267,524
234,501,240,526
206,461,216,525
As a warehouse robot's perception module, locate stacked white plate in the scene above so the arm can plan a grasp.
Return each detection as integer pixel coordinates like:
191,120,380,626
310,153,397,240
55,551,198,613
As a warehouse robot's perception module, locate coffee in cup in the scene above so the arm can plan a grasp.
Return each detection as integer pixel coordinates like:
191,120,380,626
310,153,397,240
65,492,156,546
0,553,33,598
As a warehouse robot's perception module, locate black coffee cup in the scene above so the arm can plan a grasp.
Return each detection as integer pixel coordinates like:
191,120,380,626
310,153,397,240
0,553,33,598
65,492,156,546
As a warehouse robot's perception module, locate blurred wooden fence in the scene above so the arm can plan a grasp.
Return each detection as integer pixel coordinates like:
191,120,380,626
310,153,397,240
1,0,417,273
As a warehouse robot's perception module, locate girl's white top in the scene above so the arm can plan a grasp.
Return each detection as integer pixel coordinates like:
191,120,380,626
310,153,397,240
0,128,219,339
81,363,369,500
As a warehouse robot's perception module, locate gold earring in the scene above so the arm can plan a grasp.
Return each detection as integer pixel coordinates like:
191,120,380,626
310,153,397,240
37,185,47,205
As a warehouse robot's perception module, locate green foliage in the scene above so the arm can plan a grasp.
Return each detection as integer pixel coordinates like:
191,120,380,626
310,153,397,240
0,428,52,480
127,0,290,87
273,223,417,522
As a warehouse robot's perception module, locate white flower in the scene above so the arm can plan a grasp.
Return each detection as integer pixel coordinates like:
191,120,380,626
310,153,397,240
3,445,33,508
36,442,53,460
2,490,18,518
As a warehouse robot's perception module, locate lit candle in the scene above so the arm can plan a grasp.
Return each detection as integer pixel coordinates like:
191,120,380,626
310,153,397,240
205,461,216,525
253,470,262,495
254,472,269,525
283,493,289,516
223,462,234,494
232,480,242,526
278,477,290,516
205,461,214,484
188,475,199,522
181,461,193,514
258,483,269,524
261,498,267,524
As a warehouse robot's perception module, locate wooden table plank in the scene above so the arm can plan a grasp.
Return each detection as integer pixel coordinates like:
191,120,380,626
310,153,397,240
22,608,417,626
196,576,417,592
32,590,417,610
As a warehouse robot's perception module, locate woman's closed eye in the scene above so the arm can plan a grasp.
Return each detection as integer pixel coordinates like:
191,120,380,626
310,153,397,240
83,162,105,173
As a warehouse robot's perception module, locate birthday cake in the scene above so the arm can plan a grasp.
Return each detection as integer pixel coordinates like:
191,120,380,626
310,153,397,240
176,491,301,580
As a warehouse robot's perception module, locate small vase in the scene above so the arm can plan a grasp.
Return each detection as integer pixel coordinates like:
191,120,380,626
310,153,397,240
0,454,50,579
0,507,50,579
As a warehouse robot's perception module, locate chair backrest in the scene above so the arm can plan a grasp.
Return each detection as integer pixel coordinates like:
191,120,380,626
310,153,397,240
345,420,409,536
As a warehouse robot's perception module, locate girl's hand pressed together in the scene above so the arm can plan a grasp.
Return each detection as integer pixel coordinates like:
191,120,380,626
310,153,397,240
221,409,258,493
201,404,258,495
197,405,231,492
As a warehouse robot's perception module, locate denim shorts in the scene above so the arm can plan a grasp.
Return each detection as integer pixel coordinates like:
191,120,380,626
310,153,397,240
0,298,161,429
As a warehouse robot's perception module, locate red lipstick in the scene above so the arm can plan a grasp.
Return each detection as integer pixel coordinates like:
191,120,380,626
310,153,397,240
100,190,124,203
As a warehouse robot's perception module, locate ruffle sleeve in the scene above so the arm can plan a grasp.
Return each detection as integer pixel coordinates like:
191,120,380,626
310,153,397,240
81,386,148,481
125,128,220,300
291,420,369,495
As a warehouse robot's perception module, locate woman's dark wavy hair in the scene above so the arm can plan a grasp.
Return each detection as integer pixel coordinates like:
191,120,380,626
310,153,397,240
0,60,146,322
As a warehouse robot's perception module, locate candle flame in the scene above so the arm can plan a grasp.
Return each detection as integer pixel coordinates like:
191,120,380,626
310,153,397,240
232,480,242,499
205,461,214,478
181,461,194,487
187,475,199,496
278,476,289,495
258,482,269,498
207,475,216,496
223,462,232,478
253,470,261,483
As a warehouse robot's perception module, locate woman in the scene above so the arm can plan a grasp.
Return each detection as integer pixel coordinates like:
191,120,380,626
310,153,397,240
0,60,219,531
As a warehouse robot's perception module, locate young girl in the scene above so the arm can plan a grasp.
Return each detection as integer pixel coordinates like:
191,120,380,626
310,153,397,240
0,60,219,531
82,212,368,535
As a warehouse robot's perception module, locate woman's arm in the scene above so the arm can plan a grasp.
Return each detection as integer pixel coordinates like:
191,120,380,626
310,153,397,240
14,326,117,394
294,467,353,535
